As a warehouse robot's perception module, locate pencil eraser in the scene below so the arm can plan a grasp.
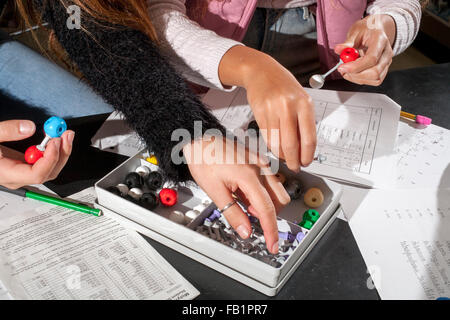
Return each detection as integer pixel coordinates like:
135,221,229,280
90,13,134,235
416,115,432,125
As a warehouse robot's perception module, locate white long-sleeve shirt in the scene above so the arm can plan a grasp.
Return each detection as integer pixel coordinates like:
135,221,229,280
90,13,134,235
147,0,422,90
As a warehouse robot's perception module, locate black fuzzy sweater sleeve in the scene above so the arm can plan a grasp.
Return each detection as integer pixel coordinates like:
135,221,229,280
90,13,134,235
33,0,225,182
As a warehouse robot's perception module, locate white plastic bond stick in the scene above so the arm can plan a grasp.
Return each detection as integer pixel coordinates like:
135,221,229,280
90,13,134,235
37,135,51,151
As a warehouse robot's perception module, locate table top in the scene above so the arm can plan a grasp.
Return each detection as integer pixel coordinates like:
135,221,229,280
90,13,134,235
3,63,449,300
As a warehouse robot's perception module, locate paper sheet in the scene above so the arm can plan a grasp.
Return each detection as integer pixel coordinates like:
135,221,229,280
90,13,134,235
90,111,144,157
349,188,450,300
391,121,450,189
0,187,199,300
0,184,55,215
203,88,400,188
0,280,12,300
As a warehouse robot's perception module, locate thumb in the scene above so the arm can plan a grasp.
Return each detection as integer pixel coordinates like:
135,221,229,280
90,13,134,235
335,43,353,55
334,32,359,55
0,120,36,143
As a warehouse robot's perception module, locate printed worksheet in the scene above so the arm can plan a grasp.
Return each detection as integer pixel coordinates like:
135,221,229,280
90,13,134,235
392,121,450,189
349,188,450,300
202,88,401,187
0,280,12,300
0,188,199,300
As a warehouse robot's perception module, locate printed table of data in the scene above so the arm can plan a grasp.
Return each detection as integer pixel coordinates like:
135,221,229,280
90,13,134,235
314,100,382,174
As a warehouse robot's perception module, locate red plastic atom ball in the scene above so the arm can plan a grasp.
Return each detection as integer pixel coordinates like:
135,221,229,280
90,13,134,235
159,188,178,207
340,47,360,63
24,145,44,164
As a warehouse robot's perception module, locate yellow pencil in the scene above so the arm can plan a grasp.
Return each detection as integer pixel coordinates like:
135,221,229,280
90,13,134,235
400,111,432,125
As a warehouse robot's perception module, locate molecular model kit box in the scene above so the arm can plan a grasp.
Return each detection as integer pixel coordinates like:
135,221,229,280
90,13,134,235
95,150,342,296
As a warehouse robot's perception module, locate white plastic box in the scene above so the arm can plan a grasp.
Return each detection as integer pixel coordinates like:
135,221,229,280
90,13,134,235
95,151,342,296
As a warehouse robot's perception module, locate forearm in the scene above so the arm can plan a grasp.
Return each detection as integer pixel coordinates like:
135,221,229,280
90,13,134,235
34,0,225,182
378,14,396,48
367,0,422,55
218,45,280,89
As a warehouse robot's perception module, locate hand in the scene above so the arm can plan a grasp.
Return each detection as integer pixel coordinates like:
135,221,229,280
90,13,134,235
0,120,74,189
183,137,291,254
335,14,396,86
218,46,317,172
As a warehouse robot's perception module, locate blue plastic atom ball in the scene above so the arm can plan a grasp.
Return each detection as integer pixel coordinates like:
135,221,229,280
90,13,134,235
44,116,67,138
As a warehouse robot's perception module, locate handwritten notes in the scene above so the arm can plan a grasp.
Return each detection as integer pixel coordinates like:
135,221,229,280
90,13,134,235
349,188,450,299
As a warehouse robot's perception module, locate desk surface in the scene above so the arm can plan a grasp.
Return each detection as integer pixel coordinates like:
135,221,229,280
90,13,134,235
4,63,450,300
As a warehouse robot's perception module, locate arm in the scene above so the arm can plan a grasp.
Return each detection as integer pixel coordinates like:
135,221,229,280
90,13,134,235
34,0,225,182
147,0,242,90
32,0,291,252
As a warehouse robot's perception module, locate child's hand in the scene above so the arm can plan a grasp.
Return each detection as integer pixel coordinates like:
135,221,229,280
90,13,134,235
184,137,291,254
0,120,74,189
219,46,317,172
334,14,396,86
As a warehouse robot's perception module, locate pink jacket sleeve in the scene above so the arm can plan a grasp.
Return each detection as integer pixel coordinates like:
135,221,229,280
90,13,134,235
147,0,242,90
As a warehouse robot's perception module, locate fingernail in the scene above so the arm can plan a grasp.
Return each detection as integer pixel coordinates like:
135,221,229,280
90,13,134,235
338,66,347,74
19,121,35,135
236,225,250,239
68,131,75,145
271,241,279,254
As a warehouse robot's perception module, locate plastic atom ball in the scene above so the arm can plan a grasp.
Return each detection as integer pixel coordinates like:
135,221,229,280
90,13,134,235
124,172,143,189
140,193,159,210
159,188,178,207
340,47,360,63
24,145,44,164
146,171,164,190
44,116,67,138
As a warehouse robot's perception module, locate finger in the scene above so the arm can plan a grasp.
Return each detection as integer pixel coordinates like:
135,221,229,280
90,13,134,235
334,43,349,55
339,35,388,75
29,138,61,182
343,46,392,84
238,176,279,254
48,130,74,180
262,173,290,213
234,189,251,208
334,28,361,55
280,110,300,172
238,172,290,214
256,115,270,150
211,182,252,239
267,117,283,159
297,97,317,167
0,139,60,187
244,142,271,169
0,120,36,143
343,64,389,86
343,47,391,86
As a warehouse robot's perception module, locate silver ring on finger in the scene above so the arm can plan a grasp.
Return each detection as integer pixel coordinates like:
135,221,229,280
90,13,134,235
218,200,237,214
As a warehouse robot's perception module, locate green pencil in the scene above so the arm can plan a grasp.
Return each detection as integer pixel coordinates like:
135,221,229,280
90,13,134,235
0,186,102,217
